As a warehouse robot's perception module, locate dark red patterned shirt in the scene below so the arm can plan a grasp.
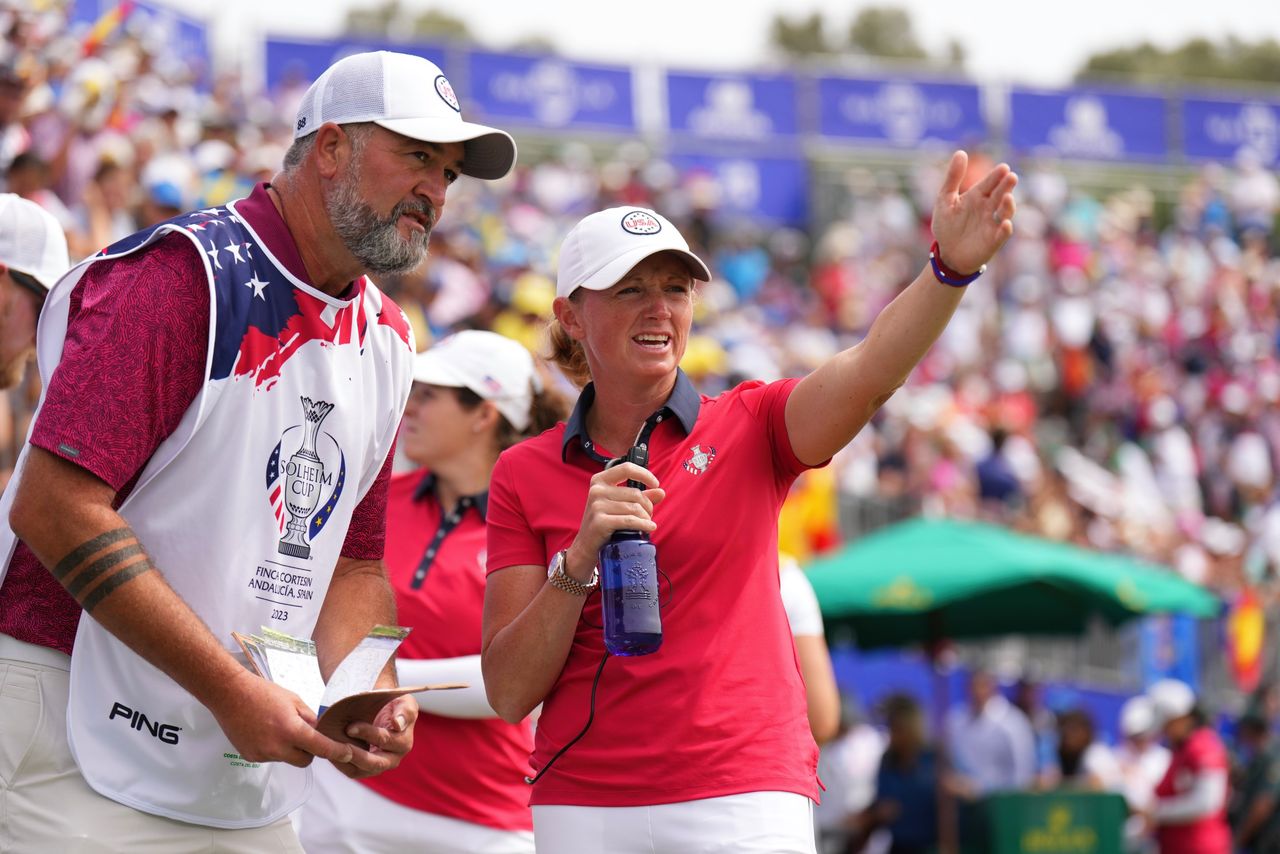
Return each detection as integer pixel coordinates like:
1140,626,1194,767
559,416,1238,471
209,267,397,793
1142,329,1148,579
1,185,394,655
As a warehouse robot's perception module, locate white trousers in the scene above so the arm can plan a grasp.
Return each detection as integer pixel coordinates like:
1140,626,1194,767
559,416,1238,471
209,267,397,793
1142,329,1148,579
0,633,303,854
298,759,535,854
532,790,817,854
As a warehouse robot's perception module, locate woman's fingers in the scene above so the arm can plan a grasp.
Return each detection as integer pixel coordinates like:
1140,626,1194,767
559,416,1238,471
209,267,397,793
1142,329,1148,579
593,462,659,490
971,161,1012,197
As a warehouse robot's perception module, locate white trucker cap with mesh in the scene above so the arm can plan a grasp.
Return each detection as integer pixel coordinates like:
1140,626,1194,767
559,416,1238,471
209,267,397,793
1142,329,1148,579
293,51,516,180
0,192,70,290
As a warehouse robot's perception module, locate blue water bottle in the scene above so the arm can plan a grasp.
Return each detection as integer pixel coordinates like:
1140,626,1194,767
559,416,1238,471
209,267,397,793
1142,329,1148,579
599,448,663,656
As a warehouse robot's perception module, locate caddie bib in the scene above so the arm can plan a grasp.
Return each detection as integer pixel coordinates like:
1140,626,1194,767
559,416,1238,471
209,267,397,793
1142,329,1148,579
0,200,413,827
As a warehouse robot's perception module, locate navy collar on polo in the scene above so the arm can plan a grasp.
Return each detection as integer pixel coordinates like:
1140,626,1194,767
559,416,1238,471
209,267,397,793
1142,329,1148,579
413,471,488,520
561,368,701,463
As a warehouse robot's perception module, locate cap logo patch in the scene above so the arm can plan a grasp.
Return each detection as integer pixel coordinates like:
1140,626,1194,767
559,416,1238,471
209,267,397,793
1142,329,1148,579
435,75,461,112
296,116,307,131
621,210,662,235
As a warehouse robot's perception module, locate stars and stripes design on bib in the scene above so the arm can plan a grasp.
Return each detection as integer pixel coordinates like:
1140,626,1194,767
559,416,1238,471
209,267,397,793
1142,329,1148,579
98,204,413,390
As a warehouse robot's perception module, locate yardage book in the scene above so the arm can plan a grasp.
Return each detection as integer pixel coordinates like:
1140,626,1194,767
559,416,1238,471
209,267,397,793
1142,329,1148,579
232,625,464,746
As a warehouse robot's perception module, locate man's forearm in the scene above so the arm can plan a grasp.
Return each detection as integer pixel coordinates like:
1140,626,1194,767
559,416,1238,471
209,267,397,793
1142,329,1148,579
312,557,398,684
17,514,251,711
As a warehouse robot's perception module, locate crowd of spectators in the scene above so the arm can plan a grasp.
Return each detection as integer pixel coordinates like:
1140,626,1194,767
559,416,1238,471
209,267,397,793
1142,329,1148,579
7,4,1280,853
3,5,1280,603
816,675,1280,853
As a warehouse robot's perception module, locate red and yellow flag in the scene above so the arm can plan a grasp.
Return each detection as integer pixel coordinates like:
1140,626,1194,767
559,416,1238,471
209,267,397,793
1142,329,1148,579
82,1,136,56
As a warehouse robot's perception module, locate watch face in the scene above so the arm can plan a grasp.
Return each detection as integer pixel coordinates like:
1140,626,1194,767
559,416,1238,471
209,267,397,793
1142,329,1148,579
547,550,564,580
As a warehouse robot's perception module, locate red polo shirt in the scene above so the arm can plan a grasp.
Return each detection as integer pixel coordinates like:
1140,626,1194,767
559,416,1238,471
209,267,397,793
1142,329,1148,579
486,372,822,807
361,470,534,831
1155,727,1231,854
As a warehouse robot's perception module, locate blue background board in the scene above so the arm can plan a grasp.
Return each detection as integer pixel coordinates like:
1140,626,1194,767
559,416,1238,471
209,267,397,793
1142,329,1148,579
830,647,1129,747
466,50,634,131
68,0,100,26
264,38,448,92
666,152,808,226
1009,87,1169,161
666,72,798,141
1139,614,1201,691
817,76,984,146
1183,96,1280,167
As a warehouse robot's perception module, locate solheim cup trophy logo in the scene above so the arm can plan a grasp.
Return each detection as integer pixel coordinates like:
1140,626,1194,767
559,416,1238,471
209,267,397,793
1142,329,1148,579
278,397,335,559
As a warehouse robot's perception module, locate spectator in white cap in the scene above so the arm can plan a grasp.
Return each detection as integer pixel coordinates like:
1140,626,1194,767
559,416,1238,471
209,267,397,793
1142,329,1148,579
0,192,68,388
1147,679,1231,854
483,147,1017,853
0,50,515,850
300,330,566,854
1114,695,1171,852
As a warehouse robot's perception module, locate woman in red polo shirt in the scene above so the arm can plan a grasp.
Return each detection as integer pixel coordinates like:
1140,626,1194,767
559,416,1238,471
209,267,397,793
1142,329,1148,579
481,151,1018,853
1148,679,1231,854
300,330,566,854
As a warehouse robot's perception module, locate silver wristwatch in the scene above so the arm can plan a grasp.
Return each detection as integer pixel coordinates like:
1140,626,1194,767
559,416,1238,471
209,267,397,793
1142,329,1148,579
546,549,599,596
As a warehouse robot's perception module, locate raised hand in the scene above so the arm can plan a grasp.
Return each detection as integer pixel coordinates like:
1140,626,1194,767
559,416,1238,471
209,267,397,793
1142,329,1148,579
930,150,1018,276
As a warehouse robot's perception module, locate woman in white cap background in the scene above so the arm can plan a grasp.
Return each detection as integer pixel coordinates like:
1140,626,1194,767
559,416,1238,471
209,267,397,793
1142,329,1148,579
1147,678,1231,854
481,150,1017,852
0,192,69,391
1114,695,1171,853
300,330,567,854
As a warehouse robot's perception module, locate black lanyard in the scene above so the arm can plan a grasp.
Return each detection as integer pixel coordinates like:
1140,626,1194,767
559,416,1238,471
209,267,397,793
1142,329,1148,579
409,494,477,590
577,407,670,469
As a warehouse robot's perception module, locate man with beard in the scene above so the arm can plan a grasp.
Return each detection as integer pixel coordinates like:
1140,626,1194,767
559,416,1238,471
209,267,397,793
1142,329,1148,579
0,51,515,851
0,193,68,390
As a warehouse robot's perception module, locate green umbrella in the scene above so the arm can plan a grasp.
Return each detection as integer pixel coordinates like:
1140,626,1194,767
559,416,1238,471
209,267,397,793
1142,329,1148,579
805,517,1221,649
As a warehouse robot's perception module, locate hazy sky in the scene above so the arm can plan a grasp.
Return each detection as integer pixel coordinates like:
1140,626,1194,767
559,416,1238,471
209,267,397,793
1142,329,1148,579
188,0,1280,86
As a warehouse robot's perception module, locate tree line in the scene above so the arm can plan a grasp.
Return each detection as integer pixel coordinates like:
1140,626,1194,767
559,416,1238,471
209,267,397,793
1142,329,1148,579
344,3,1280,85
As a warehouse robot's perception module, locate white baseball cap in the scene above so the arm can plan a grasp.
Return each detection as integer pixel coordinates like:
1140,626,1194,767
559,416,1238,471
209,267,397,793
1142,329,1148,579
1119,696,1156,737
412,330,542,431
1147,678,1196,724
293,51,516,181
0,193,70,291
556,207,711,299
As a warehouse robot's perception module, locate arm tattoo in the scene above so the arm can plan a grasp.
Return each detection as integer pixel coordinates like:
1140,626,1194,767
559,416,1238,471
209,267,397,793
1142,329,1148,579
51,528,133,580
80,561,155,613
53,527,156,614
65,544,145,599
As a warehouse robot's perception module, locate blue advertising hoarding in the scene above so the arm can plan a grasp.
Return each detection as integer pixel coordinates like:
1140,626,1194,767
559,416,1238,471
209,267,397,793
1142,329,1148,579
666,72,798,142
667,153,807,226
264,38,447,92
1183,95,1280,167
818,76,984,147
1009,87,1169,161
68,0,100,26
1139,614,1201,691
467,51,634,131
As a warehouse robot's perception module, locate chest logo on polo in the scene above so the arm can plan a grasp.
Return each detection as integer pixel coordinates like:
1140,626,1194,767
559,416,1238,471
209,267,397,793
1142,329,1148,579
266,396,347,559
682,444,717,475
